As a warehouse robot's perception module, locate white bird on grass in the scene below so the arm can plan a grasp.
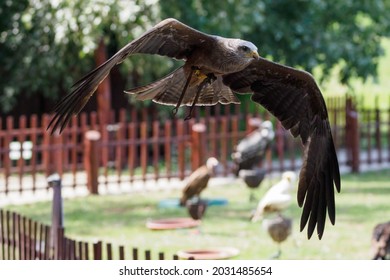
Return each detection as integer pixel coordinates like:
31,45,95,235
251,171,297,222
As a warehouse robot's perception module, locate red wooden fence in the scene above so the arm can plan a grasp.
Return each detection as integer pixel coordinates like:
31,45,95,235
0,208,181,260
0,97,389,196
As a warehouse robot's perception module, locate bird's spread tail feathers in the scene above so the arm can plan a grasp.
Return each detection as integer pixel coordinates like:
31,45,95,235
125,67,240,107
125,67,187,104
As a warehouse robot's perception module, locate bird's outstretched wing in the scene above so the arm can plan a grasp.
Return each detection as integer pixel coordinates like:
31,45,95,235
48,18,214,133
223,57,341,239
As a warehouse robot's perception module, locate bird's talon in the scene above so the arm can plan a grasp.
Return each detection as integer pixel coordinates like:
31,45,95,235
172,107,179,116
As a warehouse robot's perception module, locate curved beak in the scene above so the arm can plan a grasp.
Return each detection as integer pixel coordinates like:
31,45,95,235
251,50,260,59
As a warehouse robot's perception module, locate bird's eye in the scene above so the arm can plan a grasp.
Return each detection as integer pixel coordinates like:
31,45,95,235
240,46,250,52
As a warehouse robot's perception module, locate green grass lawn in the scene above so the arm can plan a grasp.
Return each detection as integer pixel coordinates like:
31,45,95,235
3,169,390,260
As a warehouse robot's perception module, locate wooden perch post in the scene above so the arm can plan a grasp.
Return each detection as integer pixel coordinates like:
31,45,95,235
191,123,207,170
48,173,63,255
84,130,101,194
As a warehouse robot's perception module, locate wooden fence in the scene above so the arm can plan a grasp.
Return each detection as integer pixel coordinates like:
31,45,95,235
0,176,184,260
0,208,183,260
0,97,389,196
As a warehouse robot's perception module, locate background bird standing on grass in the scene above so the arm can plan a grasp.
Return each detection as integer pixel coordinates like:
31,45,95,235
262,214,292,259
251,171,297,222
239,168,267,202
371,221,390,260
48,18,340,239
232,120,275,175
180,157,219,207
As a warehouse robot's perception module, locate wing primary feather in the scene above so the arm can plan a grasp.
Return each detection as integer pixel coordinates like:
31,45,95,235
316,171,328,239
306,176,320,239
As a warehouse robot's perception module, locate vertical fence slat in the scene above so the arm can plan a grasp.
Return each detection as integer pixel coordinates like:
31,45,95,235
153,121,160,180
367,109,372,164
26,218,32,260
145,250,151,260
6,211,11,260
128,123,136,183
4,117,13,194
119,245,125,260
0,210,5,260
41,115,51,177
17,116,27,193
76,241,82,260
17,214,23,260
70,239,76,260
132,247,138,260
71,117,78,188
38,224,44,260
159,252,164,260
106,243,112,260
375,104,382,163
164,121,172,179
93,241,102,260
209,118,217,158
11,212,16,260
191,122,206,170
117,125,124,184
276,121,284,172
177,120,185,180
30,115,38,192
32,220,38,260
220,117,228,176
140,122,148,181
43,225,50,259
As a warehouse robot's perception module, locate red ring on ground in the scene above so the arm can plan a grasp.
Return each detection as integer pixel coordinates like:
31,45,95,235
146,218,201,230
177,247,239,260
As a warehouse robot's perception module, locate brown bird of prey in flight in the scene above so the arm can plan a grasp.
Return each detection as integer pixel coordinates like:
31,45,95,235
48,18,340,239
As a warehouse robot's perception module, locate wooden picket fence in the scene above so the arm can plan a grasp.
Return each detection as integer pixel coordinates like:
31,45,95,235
0,97,389,196
0,208,181,260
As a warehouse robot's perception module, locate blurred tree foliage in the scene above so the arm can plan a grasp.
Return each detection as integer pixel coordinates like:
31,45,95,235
0,0,158,112
160,0,390,83
1,0,389,113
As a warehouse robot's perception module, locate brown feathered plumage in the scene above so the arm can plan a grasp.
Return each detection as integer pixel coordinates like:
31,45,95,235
180,157,218,206
48,18,340,239
264,215,292,244
371,221,390,260
263,215,292,259
223,59,340,239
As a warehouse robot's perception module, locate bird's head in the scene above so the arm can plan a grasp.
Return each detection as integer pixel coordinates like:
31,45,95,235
282,171,297,184
261,120,273,131
237,40,259,60
206,157,219,172
260,120,275,140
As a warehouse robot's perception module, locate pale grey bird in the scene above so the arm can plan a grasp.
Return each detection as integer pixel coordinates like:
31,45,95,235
48,18,340,239
263,214,292,259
